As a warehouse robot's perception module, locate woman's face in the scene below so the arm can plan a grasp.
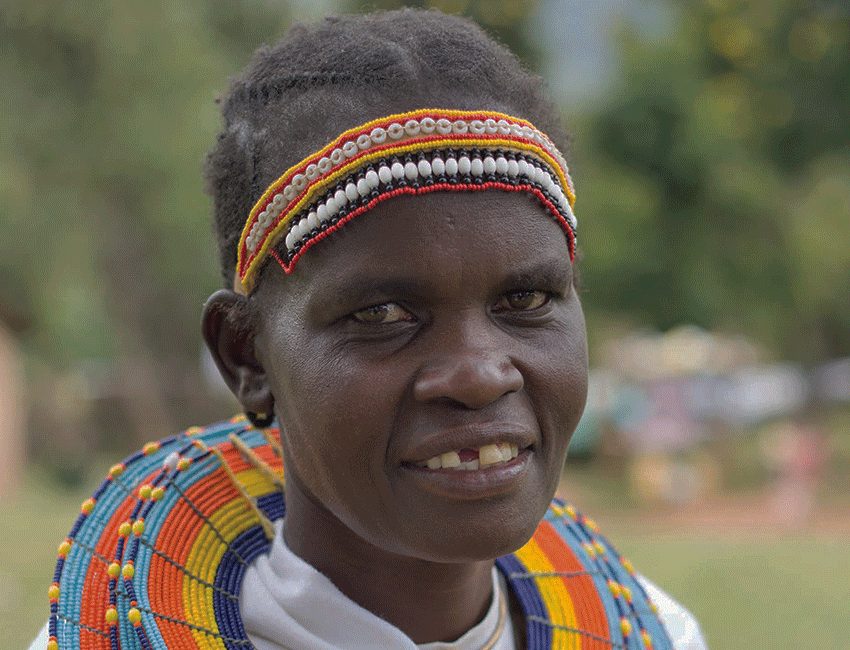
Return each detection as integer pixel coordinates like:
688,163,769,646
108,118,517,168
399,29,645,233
253,190,588,561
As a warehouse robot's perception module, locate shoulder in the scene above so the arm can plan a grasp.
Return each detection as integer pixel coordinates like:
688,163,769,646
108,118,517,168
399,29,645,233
45,417,282,649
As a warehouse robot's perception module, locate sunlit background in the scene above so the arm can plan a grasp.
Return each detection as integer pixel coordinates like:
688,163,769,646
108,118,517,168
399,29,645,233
1,1,848,647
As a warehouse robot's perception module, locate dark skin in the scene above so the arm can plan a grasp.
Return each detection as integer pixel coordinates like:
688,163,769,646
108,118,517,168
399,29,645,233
203,191,588,644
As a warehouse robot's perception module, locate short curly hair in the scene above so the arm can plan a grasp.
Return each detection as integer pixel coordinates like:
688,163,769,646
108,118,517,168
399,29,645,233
204,8,568,286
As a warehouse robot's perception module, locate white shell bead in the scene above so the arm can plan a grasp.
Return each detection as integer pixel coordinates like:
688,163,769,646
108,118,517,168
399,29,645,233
391,162,405,179
470,158,484,176
325,195,338,215
507,159,519,177
330,148,345,164
417,159,432,177
436,118,452,134
469,120,485,134
292,174,306,190
497,119,511,134
404,161,418,180
283,185,296,201
511,124,524,136
313,207,326,226
365,169,380,189
315,157,330,174
307,210,320,230
431,157,445,176
370,127,387,144
345,182,359,202
356,134,371,150
404,119,420,136
305,163,319,180
517,159,529,176
452,120,468,134
495,157,508,175
271,193,286,209
420,117,435,134
483,156,497,175
343,141,359,158
285,231,296,250
378,165,392,184
484,118,497,134
387,123,404,139
458,156,471,175
334,189,347,210
357,178,370,197
445,157,459,175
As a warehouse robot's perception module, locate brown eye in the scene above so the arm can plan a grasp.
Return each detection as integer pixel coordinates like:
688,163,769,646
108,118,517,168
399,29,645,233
351,302,413,324
496,290,550,312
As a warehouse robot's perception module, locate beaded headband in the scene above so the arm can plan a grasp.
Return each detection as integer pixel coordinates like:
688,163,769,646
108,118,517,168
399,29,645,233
235,108,577,294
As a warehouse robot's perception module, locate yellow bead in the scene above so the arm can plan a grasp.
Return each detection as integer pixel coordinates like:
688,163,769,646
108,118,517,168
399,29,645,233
649,600,659,614
109,463,125,478
642,629,653,648
187,425,204,435
138,484,152,500
594,540,606,555
47,640,59,650
608,580,621,597
582,542,596,558
80,498,95,514
122,563,135,579
127,607,142,625
622,586,633,602
143,441,160,455
48,583,60,601
565,505,577,519
176,457,191,471
108,562,121,578
132,519,145,536
585,517,599,532
105,606,119,625
621,557,635,575
118,522,132,537
151,486,165,501
620,617,632,637
57,540,72,558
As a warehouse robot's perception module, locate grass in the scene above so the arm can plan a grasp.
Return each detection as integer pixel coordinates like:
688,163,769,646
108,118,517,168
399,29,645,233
2,463,847,649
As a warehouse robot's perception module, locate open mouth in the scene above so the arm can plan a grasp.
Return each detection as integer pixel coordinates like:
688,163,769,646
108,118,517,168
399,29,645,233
413,442,521,471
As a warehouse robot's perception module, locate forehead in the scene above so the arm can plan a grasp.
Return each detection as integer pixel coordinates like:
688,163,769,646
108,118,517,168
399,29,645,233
259,191,572,306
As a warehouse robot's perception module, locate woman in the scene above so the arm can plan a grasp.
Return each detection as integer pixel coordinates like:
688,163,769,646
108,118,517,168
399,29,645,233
36,9,705,649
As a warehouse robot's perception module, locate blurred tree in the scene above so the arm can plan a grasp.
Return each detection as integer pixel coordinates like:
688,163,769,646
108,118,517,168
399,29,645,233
0,0,291,453
576,0,849,362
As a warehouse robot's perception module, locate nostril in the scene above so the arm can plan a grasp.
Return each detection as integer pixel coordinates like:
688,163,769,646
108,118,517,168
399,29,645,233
412,353,523,408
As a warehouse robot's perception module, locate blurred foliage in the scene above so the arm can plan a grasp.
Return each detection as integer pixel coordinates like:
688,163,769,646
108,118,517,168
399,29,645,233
575,0,849,362
0,0,847,452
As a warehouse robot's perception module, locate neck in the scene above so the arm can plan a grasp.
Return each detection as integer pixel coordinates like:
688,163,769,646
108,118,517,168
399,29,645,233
282,476,494,644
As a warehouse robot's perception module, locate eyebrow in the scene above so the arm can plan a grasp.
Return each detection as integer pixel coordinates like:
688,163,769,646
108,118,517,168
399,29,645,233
493,257,572,293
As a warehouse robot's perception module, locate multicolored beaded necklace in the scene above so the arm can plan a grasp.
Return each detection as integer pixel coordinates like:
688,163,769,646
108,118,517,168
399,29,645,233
46,418,671,649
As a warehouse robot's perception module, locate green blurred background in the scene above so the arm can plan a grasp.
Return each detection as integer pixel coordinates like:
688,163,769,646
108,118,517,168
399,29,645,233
1,0,848,647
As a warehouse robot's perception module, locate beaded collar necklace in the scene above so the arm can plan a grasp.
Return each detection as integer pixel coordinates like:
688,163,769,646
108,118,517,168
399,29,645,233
235,108,577,294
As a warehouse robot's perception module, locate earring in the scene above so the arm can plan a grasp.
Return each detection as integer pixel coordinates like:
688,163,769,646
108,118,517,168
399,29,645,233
246,411,275,428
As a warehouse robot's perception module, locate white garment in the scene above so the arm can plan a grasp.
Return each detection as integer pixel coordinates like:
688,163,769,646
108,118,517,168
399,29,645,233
240,520,515,650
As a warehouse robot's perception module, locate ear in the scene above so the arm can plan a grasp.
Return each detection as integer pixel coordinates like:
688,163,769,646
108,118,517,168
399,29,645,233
202,289,274,416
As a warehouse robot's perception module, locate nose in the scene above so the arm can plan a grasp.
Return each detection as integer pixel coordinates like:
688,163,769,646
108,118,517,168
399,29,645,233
412,340,524,410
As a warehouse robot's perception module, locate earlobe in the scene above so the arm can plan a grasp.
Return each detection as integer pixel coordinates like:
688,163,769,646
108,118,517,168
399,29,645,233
201,289,275,416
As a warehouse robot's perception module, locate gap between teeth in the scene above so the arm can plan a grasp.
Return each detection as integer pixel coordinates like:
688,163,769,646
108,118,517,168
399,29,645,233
419,443,519,470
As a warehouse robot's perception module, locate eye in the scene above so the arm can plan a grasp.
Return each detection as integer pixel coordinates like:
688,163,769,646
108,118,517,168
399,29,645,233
351,302,414,324
494,290,551,312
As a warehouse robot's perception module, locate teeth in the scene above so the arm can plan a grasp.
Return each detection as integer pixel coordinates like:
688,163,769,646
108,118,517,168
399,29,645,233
440,451,461,468
479,444,502,467
420,442,522,471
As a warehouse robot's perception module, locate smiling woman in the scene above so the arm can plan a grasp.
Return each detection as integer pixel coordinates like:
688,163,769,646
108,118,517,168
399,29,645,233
34,8,705,650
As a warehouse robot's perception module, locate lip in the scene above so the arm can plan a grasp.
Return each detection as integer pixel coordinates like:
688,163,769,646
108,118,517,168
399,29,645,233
401,448,533,500
398,422,537,465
